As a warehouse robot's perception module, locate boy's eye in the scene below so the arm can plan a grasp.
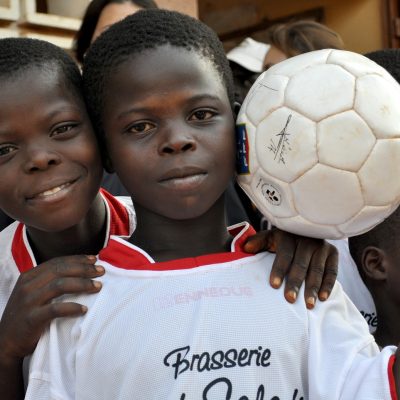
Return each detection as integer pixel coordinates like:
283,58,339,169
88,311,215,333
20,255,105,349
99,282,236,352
189,110,216,121
51,123,77,137
0,145,16,157
127,122,155,134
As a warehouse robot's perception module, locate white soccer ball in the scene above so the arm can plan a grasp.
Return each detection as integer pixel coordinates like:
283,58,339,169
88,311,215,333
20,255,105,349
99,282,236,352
236,49,400,239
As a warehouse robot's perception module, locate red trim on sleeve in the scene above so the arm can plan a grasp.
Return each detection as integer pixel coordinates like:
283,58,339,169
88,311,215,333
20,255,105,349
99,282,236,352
11,223,35,273
388,354,398,400
100,189,130,237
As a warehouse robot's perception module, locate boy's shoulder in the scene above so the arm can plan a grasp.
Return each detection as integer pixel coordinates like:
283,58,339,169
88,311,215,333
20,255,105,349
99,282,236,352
0,221,23,317
100,190,136,238
330,238,377,333
0,220,24,266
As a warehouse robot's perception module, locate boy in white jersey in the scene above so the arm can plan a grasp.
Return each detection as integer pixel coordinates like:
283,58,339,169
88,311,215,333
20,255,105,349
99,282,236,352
0,37,338,399
349,204,400,348
0,38,136,399
346,50,400,347
25,9,400,399
329,49,400,337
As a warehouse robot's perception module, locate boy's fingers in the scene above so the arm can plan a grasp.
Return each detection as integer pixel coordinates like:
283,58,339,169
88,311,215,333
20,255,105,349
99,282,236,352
29,302,88,327
29,277,102,305
24,255,97,279
22,257,104,288
269,231,296,289
283,237,320,304
303,249,326,309
318,250,339,301
243,230,273,254
46,255,102,277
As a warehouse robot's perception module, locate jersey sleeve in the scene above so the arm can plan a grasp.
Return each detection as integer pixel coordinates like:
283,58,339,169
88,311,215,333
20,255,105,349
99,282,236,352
307,282,396,399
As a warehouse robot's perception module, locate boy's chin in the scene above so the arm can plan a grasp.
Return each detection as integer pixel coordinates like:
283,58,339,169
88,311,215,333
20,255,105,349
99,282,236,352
23,206,92,233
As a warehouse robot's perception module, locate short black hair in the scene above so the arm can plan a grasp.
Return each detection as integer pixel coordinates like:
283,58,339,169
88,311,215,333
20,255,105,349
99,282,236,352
82,8,235,148
74,0,158,63
349,206,400,277
364,49,400,84
0,37,82,97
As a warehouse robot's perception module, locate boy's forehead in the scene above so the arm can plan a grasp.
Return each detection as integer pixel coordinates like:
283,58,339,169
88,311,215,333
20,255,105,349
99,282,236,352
109,45,225,91
1,63,62,87
0,65,83,107
101,45,231,117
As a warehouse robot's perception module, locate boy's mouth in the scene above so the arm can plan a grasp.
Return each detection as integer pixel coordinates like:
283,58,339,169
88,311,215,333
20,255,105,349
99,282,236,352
27,178,78,200
159,167,207,190
159,167,207,181
37,183,71,198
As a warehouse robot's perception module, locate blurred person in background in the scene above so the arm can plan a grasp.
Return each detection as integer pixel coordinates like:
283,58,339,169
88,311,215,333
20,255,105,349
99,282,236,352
74,0,158,64
227,20,345,230
227,20,344,105
73,0,159,196
263,19,344,69
226,37,271,105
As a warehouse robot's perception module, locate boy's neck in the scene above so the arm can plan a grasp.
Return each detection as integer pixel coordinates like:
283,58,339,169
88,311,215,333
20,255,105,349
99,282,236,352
26,193,107,264
129,196,231,262
372,292,400,348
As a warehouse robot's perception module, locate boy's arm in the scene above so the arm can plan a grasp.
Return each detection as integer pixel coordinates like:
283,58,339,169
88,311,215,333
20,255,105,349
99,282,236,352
0,356,24,400
0,255,104,399
305,281,395,398
244,227,338,309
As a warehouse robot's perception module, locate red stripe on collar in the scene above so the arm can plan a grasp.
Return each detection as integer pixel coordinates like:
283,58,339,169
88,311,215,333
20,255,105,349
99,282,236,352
11,223,35,273
11,190,131,273
99,222,256,271
100,189,130,237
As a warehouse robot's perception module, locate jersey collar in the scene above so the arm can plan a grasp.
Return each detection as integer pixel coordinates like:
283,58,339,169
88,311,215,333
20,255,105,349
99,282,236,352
11,189,132,273
98,221,257,272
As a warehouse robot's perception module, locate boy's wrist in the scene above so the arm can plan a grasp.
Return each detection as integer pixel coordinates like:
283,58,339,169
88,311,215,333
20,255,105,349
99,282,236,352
0,333,23,367
0,351,24,400
0,349,23,369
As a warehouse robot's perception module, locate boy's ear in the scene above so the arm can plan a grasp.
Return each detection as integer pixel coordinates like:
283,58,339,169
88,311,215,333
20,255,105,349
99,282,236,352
361,246,387,281
233,101,242,119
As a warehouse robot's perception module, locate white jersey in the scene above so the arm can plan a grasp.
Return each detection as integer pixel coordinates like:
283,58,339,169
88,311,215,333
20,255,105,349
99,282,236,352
0,189,136,319
26,222,396,400
331,239,377,333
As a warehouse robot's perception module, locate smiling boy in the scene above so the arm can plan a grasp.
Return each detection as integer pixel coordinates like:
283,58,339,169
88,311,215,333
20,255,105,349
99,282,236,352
24,10,399,399
0,38,135,400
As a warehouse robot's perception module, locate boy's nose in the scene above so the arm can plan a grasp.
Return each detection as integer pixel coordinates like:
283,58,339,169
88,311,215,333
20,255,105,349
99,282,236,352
159,129,197,155
23,149,62,172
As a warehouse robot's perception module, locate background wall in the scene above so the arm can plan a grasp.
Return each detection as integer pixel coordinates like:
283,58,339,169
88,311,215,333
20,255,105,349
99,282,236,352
0,0,198,51
0,0,390,55
200,0,384,54
263,0,383,54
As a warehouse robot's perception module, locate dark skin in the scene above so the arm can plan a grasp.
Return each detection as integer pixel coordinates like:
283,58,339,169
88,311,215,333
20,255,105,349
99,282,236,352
105,45,337,306
101,45,399,396
0,68,106,400
0,62,336,399
359,246,400,397
359,246,400,348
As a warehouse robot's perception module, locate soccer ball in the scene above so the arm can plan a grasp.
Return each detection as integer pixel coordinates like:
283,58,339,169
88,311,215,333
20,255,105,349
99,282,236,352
236,49,400,239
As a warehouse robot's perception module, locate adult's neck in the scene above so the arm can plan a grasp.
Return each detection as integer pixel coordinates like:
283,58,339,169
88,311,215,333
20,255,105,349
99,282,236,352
130,196,231,262
25,193,106,264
